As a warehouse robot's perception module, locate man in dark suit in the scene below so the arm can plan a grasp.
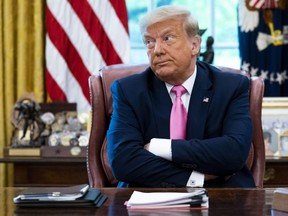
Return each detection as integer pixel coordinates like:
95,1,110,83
107,5,255,188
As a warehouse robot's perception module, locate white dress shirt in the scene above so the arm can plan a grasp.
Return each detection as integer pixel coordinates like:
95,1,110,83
147,66,204,187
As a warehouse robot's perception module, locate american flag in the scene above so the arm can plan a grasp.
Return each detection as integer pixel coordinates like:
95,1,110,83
45,0,130,113
203,97,209,103
248,0,279,9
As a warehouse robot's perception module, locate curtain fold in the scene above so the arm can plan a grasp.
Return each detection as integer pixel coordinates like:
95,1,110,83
0,0,45,187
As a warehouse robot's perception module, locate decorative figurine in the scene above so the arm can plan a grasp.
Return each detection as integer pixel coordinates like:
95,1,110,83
11,94,45,147
200,36,214,64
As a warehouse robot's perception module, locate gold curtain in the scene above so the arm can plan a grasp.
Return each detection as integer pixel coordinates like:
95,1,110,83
0,0,45,187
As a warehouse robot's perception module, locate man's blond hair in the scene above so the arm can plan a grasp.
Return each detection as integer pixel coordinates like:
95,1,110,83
139,5,199,38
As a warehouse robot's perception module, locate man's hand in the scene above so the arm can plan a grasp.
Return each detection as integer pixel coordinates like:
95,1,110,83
144,143,150,151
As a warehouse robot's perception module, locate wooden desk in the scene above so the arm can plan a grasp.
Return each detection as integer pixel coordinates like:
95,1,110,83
264,156,288,187
0,157,88,187
0,187,279,216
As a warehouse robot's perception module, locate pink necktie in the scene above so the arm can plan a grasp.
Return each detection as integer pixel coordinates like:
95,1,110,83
170,85,188,139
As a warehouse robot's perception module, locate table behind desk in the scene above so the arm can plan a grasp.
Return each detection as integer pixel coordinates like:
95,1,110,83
0,187,278,216
1,156,288,187
0,156,88,186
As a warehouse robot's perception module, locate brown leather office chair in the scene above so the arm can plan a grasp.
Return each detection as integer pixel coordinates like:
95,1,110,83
87,63,265,188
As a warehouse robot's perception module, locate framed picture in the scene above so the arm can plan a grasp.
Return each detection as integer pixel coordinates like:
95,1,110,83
262,97,288,157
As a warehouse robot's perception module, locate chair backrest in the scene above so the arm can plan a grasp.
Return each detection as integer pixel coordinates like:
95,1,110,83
87,63,265,188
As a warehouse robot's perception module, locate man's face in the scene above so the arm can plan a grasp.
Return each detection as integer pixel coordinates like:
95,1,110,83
143,18,200,85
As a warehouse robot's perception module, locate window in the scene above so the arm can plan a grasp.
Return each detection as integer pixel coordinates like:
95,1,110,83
126,0,240,68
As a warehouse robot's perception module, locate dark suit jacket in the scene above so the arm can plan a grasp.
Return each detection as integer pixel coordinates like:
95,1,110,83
107,61,255,188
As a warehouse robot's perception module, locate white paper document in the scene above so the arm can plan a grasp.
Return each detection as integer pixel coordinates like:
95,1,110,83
274,188,288,195
125,189,208,210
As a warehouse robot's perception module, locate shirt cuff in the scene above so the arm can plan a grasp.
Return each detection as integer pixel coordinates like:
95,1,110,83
186,171,204,187
148,138,172,161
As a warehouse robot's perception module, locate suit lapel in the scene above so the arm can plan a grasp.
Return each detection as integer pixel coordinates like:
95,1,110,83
148,70,172,138
186,65,213,139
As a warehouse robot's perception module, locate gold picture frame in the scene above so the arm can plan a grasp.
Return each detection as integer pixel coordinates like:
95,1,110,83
262,97,288,157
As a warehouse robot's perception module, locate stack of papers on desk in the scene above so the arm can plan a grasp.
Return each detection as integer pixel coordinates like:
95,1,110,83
13,184,107,207
125,189,208,210
272,188,288,213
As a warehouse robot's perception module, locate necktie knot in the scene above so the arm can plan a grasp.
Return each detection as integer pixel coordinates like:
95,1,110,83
171,85,186,97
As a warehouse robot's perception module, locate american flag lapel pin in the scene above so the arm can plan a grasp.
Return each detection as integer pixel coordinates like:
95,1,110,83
203,97,209,103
